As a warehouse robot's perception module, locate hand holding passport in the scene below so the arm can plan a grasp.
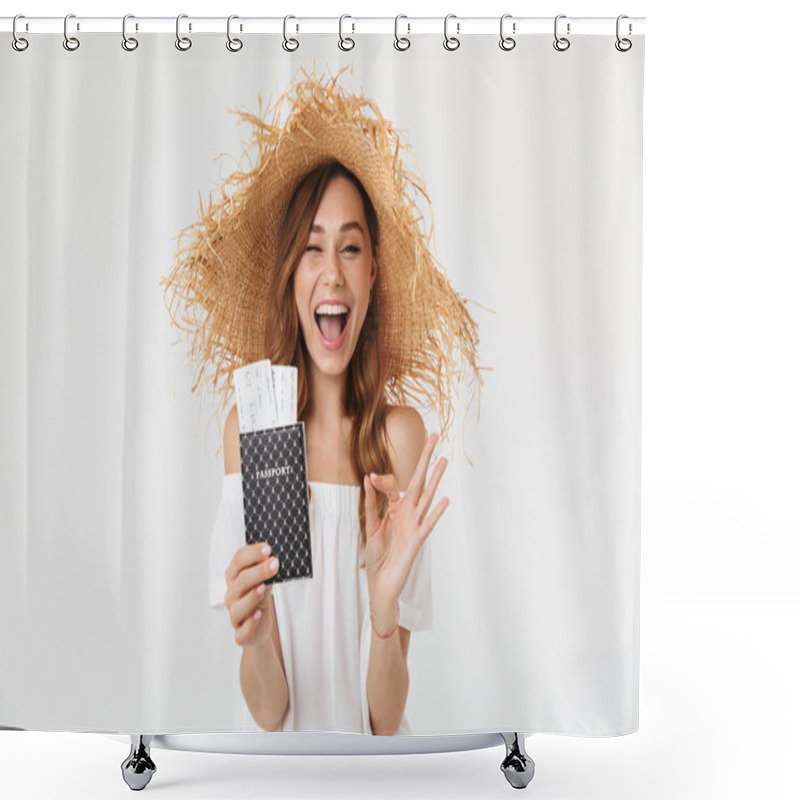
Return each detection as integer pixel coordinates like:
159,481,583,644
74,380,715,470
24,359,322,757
233,360,313,585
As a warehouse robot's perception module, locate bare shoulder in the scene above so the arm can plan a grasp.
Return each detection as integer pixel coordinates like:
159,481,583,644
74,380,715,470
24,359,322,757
223,405,242,475
384,405,428,492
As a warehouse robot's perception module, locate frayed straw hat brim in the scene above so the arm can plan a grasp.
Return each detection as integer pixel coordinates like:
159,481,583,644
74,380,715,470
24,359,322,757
161,63,485,443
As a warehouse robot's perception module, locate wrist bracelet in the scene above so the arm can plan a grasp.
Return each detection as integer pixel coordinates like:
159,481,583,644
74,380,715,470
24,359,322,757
371,603,400,639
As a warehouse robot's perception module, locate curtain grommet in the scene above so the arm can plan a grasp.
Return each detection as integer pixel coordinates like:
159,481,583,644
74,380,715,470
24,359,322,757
444,14,460,51
394,15,411,51
63,13,80,51
175,14,192,51
338,14,355,51
553,14,571,52
122,14,138,52
499,14,516,51
283,15,299,51
12,14,29,51
226,15,243,52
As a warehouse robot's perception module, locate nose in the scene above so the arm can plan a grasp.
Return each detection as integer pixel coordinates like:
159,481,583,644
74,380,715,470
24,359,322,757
321,247,345,285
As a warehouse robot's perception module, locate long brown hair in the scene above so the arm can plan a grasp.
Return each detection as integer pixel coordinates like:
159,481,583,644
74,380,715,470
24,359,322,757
267,160,393,565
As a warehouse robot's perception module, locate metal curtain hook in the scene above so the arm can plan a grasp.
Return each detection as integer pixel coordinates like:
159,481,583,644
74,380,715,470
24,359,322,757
444,14,460,51
122,14,138,51
553,14,570,51
227,15,243,52
176,14,192,50
283,15,299,51
12,14,29,51
500,14,516,51
63,13,80,51
394,14,410,50
339,14,355,50
615,14,632,51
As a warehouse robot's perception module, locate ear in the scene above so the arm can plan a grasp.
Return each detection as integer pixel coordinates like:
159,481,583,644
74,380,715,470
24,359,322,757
371,245,379,285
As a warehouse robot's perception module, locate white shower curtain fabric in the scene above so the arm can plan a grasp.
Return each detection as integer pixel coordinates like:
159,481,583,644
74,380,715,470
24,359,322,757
0,32,644,736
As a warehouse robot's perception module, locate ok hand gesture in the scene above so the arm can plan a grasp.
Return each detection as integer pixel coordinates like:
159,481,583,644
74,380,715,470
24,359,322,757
363,432,449,625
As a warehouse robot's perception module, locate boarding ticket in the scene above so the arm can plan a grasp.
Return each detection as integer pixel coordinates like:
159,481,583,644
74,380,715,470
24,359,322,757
233,360,297,432
271,365,298,427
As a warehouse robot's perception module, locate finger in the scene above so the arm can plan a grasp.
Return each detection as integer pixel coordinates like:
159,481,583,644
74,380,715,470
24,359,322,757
229,578,270,630
370,472,401,502
229,557,280,626
407,432,439,504
418,456,448,524
418,496,449,542
225,541,272,585
228,556,277,625
234,608,262,647
230,566,280,628
364,473,379,535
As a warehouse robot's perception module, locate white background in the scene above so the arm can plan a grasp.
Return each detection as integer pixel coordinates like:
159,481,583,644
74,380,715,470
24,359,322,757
1,1,798,799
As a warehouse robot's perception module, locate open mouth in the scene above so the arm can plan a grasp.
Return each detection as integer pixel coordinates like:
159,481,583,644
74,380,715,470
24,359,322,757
314,307,351,344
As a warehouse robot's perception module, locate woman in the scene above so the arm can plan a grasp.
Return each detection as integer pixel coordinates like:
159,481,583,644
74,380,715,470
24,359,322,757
223,161,449,736
161,66,483,735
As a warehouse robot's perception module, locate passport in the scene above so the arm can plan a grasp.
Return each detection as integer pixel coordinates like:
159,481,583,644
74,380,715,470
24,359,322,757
239,421,313,585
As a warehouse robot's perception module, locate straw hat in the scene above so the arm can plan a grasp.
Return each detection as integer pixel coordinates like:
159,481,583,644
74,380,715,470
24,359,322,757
161,63,486,444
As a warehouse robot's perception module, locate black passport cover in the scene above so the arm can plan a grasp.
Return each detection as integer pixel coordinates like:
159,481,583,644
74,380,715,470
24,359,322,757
239,422,313,585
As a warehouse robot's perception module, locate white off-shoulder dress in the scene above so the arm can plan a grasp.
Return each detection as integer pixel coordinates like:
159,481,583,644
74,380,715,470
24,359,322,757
208,472,432,735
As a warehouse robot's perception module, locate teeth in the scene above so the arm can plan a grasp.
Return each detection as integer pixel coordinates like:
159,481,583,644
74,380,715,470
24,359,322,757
315,303,349,315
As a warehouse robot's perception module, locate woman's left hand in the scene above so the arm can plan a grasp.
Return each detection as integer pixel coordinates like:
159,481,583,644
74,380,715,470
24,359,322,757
364,432,449,628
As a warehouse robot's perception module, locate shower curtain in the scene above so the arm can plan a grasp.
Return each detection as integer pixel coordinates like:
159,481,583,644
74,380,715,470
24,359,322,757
0,22,644,737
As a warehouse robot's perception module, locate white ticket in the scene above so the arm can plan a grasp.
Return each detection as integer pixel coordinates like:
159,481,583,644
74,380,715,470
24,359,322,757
233,359,278,433
258,360,279,428
271,365,298,425
233,363,257,433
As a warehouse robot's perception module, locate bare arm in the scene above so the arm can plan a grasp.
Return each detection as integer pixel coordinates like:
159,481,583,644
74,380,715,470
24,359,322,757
366,621,411,735
366,406,427,735
238,601,289,732
223,406,290,732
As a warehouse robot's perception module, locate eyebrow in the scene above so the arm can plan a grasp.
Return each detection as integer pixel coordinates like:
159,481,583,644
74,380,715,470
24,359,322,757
310,221,364,235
